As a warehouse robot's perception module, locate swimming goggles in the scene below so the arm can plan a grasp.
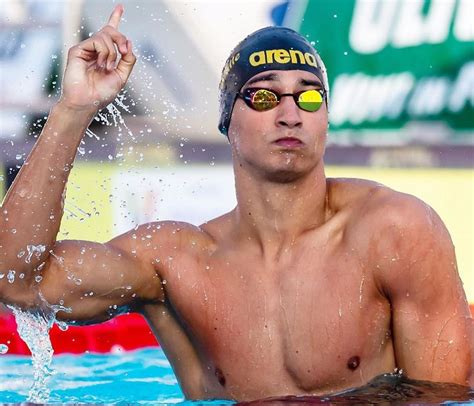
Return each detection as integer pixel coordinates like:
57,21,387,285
237,87,326,113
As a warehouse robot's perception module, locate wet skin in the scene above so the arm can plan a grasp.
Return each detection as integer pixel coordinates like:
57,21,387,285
0,6,472,401
141,181,399,399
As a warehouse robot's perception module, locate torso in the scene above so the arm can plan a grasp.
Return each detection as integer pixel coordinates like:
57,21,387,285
142,179,397,400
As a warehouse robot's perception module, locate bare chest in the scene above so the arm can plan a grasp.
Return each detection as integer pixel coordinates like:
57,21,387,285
161,245,394,396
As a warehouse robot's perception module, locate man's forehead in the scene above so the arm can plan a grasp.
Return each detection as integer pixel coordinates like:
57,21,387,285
243,70,323,87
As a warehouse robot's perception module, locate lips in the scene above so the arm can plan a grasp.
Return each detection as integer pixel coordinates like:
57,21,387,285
273,137,304,148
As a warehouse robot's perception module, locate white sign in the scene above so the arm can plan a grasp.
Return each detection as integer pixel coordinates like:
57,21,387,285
112,165,236,234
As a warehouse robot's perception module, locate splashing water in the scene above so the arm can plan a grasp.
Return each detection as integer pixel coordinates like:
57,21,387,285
7,298,71,403
85,128,100,140
95,91,134,138
8,306,54,402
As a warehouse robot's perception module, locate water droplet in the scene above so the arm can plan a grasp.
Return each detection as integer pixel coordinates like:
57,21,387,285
35,275,43,283
0,344,8,354
25,244,46,264
7,270,16,283
56,320,68,331
111,344,124,354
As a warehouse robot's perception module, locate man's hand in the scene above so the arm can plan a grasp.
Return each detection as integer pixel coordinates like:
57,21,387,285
60,4,136,111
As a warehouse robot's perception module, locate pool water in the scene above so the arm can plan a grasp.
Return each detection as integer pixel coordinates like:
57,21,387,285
0,347,472,404
0,347,188,404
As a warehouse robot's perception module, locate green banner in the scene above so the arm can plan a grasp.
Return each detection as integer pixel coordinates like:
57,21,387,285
285,0,473,144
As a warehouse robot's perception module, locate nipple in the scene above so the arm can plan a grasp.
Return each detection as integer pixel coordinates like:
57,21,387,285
347,356,360,370
215,367,226,387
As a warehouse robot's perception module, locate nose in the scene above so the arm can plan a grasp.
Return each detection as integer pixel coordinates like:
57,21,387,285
275,95,302,129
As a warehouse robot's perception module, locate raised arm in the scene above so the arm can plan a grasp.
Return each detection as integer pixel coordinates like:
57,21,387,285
375,194,473,385
0,5,141,315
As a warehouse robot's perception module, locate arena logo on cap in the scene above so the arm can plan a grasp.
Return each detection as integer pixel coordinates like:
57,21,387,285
249,49,318,67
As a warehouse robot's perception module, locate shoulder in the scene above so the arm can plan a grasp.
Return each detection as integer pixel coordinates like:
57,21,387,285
329,177,455,277
328,177,448,243
333,178,456,298
109,220,216,258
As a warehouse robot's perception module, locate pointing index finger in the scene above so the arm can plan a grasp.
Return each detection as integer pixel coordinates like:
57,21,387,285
107,4,124,29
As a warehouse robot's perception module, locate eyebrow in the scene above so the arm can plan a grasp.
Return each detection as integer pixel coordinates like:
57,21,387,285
300,78,323,88
245,73,278,87
244,73,323,88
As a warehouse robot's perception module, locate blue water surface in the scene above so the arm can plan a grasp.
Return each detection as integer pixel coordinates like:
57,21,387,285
1,346,472,404
0,347,215,404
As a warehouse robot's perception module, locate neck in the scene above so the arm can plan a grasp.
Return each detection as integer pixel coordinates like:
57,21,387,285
232,161,329,257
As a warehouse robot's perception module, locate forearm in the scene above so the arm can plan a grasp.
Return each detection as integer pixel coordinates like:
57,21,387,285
0,102,96,290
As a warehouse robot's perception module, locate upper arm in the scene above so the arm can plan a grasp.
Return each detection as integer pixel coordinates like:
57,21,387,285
374,194,473,385
38,225,165,324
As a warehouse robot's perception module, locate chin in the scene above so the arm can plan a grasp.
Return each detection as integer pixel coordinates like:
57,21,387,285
261,166,307,184
238,149,321,184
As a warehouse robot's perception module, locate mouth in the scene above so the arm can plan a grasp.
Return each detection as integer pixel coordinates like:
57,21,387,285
273,137,304,148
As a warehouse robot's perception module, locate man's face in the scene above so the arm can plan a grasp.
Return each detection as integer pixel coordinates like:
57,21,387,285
228,70,329,183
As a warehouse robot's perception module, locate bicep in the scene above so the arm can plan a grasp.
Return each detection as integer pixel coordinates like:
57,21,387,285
378,201,472,384
391,272,472,384
40,238,163,324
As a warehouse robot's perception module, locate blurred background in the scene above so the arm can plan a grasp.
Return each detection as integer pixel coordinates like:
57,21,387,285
0,0,472,326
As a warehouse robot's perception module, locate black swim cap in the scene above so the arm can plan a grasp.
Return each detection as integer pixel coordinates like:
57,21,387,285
218,26,329,136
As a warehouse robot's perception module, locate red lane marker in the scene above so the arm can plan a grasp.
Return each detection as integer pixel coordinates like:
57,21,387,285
0,313,159,355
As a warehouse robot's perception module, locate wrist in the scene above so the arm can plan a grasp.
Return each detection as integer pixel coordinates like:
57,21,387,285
54,98,99,119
